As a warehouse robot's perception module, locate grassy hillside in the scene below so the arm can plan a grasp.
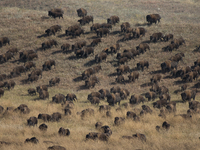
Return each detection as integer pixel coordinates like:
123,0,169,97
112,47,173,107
0,0,200,150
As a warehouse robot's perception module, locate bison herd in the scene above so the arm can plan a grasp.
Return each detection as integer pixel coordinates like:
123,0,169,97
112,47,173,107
0,4,200,150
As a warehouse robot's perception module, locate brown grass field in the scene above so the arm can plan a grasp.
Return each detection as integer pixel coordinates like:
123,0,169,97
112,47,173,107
1,0,200,149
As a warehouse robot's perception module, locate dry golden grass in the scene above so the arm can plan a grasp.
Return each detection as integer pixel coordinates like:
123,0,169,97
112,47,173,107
1,0,200,149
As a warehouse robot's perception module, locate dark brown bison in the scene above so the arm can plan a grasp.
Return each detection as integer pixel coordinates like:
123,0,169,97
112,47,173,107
134,27,146,38
145,91,156,101
141,105,153,115
72,29,84,37
27,116,38,126
0,88,4,97
42,59,55,71
107,15,120,25
28,69,42,78
0,74,6,81
38,114,51,122
117,52,133,60
82,68,95,80
118,57,128,65
77,8,87,17
162,121,170,130
93,65,102,73
4,80,15,90
24,137,39,144
136,43,150,54
39,123,48,131
27,53,38,61
110,43,120,54
95,52,107,63
110,86,121,93
42,39,58,50
89,97,100,105
19,50,36,61
124,49,140,57
65,25,81,36
66,93,77,101
116,75,125,83
11,65,26,76
150,32,163,42
98,89,110,99
45,25,62,36
146,14,161,24
14,104,30,114
159,93,171,101
153,100,168,109
181,90,196,102
117,65,130,75
90,23,101,31
48,146,66,150
128,71,139,82
189,101,200,110
151,74,162,83
181,84,187,91
162,34,173,41
86,132,109,141
58,127,70,136
162,43,178,52
85,76,99,89
82,47,94,58
137,61,149,71
96,28,110,37
78,15,93,25
182,71,198,82
28,75,39,82
61,43,70,51
2,52,14,62
100,23,112,30
91,38,101,47
39,90,49,100
130,94,145,104
171,37,185,47
49,77,60,86
126,111,137,119
0,37,10,47
7,48,18,54
25,61,36,71
36,85,48,93
64,108,71,115
107,93,121,106
52,93,65,103
28,88,36,95
72,40,86,51
114,117,125,125
48,8,64,19
51,112,62,121
161,60,177,72
158,86,169,95
123,33,132,41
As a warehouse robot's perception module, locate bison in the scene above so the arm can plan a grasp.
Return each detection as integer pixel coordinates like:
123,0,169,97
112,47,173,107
39,90,49,100
146,14,161,24
0,37,10,47
42,39,58,50
181,90,196,102
137,61,149,71
49,77,60,86
77,8,87,17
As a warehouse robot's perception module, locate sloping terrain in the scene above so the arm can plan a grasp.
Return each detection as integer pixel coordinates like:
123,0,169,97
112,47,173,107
0,0,200,150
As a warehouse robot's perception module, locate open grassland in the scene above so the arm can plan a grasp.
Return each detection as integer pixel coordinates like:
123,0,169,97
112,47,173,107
1,0,200,149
